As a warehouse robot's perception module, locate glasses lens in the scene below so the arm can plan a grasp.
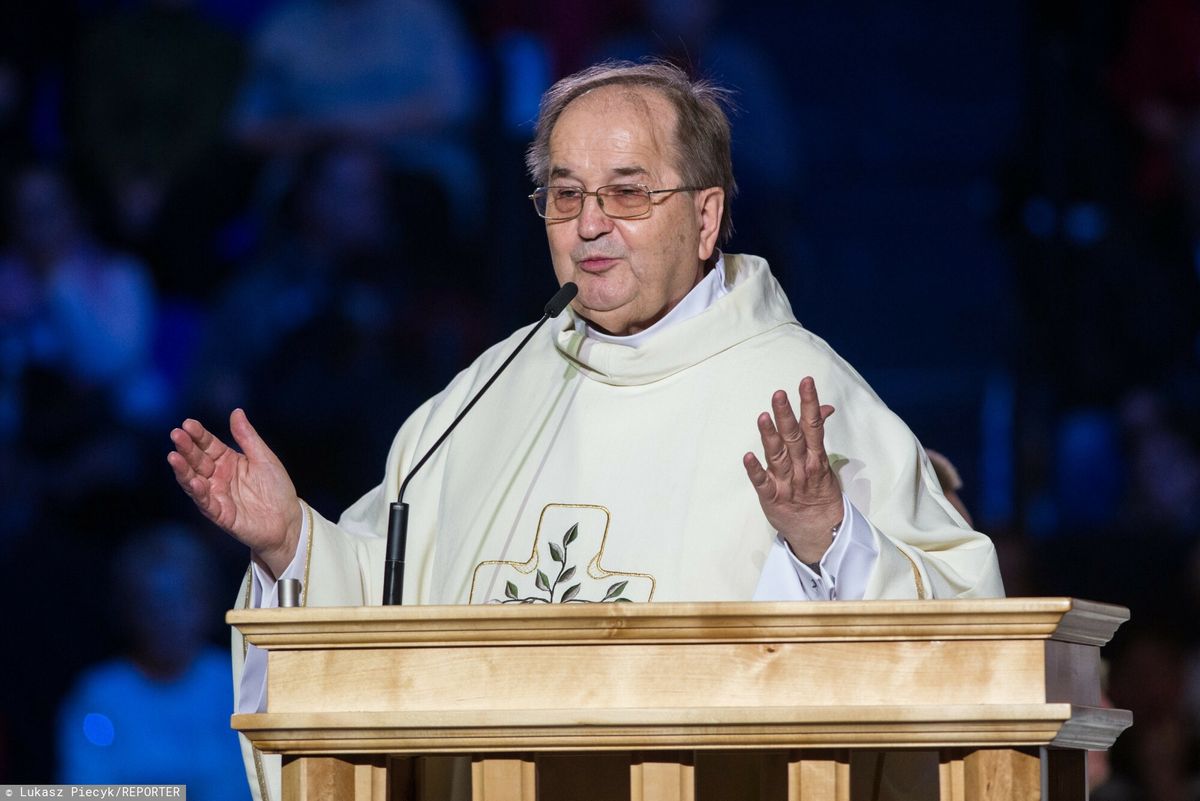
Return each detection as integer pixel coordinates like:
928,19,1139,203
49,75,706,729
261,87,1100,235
552,188,585,217
533,185,658,219
545,187,582,219
599,185,651,217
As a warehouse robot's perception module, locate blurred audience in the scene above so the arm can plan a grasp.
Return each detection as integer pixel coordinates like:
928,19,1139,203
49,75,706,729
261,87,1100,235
476,0,636,79
0,0,1192,792
594,0,802,274
231,0,483,230
1110,0,1200,360
68,0,246,295
1099,626,1200,801
1112,0,1200,208
0,164,170,544
0,1,78,173
57,526,250,800
0,164,168,432
1118,384,1200,534
190,143,487,508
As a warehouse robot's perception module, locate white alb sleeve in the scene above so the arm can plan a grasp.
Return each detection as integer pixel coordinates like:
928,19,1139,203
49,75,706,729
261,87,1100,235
236,502,310,714
752,494,879,601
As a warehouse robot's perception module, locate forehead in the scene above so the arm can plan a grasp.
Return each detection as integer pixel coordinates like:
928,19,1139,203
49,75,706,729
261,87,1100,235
548,86,679,180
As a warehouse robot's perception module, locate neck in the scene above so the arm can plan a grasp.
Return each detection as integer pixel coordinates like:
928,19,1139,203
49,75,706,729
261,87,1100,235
585,310,667,338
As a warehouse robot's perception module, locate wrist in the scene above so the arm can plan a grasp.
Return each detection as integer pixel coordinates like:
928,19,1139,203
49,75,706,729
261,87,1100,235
256,509,302,580
254,545,292,582
782,516,843,566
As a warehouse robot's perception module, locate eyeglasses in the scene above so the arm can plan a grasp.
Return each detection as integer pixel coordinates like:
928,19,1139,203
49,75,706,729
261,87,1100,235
529,183,705,221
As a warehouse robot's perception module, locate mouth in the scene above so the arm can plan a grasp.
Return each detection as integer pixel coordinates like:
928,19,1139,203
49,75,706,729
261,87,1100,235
577,256,620,273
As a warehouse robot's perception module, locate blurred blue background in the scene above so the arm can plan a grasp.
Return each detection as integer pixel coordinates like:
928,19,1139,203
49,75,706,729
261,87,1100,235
0,0,1198,798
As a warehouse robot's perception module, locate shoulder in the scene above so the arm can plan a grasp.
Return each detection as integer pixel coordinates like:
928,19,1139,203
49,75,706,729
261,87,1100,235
732,317,880,404
62,659,140,703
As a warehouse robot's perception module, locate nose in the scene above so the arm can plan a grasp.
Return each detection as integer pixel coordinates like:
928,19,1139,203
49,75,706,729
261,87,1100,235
575,193,614,240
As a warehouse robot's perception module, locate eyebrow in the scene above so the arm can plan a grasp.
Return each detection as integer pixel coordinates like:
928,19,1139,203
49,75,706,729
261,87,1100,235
549,165,651,182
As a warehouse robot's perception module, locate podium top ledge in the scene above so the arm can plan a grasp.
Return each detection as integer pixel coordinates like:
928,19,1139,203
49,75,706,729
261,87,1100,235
228,597,1128,649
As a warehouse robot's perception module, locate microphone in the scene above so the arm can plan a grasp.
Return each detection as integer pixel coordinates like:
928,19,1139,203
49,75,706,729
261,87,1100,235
382,282,578,605
544,282,577,317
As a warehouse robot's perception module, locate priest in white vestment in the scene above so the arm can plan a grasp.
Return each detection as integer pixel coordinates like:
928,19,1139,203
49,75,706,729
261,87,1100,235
169,61,1004,801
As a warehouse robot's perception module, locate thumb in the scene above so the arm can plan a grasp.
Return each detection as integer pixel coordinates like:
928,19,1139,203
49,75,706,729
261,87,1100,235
229,408,281,465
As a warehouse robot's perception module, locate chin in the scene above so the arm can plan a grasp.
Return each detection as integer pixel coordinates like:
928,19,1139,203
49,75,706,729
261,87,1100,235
576,271,632,302
581,306,645,336
575,296,632,328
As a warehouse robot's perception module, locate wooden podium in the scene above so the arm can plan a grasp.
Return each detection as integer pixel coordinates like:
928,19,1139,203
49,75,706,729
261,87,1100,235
229,598,1130,801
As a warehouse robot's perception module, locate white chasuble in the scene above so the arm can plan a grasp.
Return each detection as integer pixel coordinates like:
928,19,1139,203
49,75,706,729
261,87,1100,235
231,253,1003,801
276,254,1001,609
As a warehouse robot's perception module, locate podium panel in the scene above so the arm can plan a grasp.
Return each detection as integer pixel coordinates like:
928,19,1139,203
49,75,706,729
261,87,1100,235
230,599,1130,801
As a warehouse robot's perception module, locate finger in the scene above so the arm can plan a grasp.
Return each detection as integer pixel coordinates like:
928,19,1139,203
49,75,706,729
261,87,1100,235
166,450,198,491
167,451,220,519
797,377,831,460
170,426,216,477
771,389,807,466
168,448,209,500
757,411,794,481
187,474,224,521
742,452,778,503
230,408,280,465
182,417,229,462
188,474,211,504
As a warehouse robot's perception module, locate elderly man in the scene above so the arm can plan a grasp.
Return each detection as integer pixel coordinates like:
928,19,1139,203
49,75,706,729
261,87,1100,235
169,61,1002,800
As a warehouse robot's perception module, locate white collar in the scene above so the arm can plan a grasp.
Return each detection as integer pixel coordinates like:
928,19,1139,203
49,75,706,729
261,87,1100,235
577,253,729,348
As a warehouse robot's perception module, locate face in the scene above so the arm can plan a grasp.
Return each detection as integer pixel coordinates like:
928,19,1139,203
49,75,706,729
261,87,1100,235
544,86,724,336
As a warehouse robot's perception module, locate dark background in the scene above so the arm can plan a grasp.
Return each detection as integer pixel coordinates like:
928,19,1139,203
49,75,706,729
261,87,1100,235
0,1,1197,798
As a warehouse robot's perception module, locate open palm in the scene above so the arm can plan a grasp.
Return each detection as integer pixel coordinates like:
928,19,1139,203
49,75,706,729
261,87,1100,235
168,409,301,576
743,377,844,565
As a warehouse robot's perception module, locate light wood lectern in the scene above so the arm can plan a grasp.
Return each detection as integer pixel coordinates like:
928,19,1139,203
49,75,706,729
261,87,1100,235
229,598,1130,801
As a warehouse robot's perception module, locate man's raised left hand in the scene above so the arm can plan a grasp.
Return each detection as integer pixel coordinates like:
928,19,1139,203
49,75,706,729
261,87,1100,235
743,376,844,565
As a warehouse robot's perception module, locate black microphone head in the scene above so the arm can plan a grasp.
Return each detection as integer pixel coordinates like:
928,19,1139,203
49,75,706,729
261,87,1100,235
544,282,578,318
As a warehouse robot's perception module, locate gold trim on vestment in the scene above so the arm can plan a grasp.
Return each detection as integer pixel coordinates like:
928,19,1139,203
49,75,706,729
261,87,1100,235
299,501,313,606
469,502,656,603
901,549,927,600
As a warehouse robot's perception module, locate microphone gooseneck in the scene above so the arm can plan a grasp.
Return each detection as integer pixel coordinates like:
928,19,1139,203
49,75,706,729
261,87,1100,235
381,282,578,605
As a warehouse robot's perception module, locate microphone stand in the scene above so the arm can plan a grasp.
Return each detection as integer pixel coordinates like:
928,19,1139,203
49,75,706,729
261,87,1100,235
381,282,578,605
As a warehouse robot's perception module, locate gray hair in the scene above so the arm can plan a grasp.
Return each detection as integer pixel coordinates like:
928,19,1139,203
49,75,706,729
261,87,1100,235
526,60,738,244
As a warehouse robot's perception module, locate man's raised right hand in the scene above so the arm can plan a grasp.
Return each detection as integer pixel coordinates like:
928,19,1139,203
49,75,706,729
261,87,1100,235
168,408,301,578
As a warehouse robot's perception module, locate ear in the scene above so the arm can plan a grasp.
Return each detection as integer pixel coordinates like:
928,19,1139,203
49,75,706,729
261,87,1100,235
695,187,725,261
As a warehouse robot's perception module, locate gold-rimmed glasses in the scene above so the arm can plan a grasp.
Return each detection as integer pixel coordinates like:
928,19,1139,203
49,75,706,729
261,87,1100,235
529,184,705,221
